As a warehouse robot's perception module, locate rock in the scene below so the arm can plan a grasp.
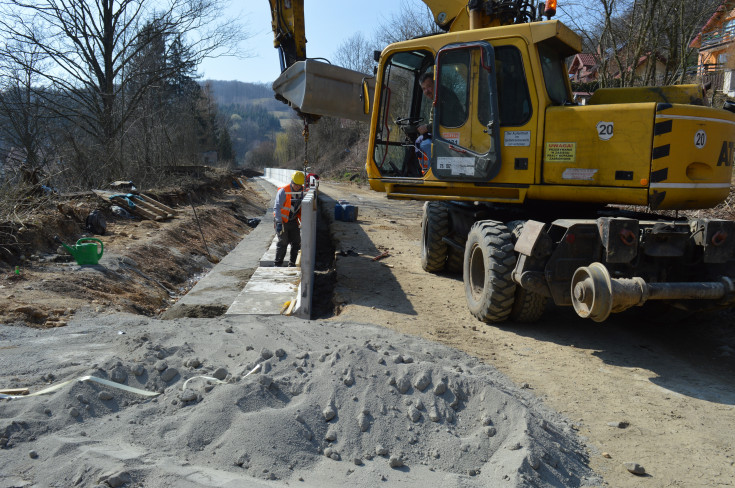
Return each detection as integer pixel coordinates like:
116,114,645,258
375,445,388,456
433,382,447,395
330,452,341,461
343,370,355,386
353,458,363,466
98,391,114,401
528,455,540,470
131,364,145,376
484,426,497,437
180,389,198,402
389,455,404,468
607,421,629,428
155,361,168,372
29,450,38,459
106,471,132,487
69,408,80,418
43,408,52,415
109,367,127,384
403,356,414,364
160,367,178,383
395,376,411,394
258,375,273,388
624,462,646,475
407,406,422,423
261,361,271,374
413,371,431,392
602,452,612,459
392,354,404,364
212,367,228,380
225,326,233,333
325,430,337,442
481,415,493,426
275,348,286,358
323,405,337,421
357,413,370,432
261,348,274,360
428,408,441,423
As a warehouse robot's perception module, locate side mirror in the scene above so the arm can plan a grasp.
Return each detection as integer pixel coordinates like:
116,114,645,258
361,78,371,115
373,50,381,63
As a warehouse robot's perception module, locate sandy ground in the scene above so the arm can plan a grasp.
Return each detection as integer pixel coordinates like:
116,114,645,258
1,177,599,487
320,181,735,488
1,176,734,487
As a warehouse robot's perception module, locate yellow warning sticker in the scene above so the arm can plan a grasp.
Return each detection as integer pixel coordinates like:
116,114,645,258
545,142,576,162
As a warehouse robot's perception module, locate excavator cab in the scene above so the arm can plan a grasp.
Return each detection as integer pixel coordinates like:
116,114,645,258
373,49,434,177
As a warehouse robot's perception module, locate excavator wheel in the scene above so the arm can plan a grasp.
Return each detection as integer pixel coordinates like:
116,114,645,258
464,221,516,323
506,220,548,323
421,202,449,273
445,236,466,275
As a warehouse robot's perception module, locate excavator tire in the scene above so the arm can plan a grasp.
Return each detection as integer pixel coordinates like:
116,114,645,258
464,220,516,323
421,202,449,273
446,236,466,275
507,220,548,323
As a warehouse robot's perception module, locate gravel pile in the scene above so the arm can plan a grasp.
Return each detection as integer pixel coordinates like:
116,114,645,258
0,313,600,487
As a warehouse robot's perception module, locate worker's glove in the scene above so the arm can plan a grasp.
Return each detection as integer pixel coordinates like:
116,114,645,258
275,222,283,235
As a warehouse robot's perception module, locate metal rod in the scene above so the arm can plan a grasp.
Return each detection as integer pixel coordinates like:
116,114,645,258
188,192,212,259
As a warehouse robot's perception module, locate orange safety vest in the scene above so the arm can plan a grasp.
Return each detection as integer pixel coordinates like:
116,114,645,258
275,185,303,224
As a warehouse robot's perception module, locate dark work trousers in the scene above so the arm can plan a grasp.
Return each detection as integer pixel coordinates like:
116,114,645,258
275,219,301,266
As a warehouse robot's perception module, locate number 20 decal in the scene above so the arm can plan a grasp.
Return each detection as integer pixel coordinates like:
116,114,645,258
694,130,706,149
597,121,614,141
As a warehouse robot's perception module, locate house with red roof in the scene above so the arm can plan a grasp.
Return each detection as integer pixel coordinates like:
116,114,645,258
691,1,735,97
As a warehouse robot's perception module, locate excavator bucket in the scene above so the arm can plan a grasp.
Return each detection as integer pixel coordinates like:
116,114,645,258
272,59,375,122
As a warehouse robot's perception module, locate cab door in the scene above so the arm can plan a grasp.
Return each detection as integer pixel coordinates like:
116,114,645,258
431,42,501,182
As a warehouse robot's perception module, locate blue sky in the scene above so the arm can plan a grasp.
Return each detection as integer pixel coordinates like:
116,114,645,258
198,0,419,84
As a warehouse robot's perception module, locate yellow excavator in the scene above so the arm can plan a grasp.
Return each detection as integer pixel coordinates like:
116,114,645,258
268,0,735,323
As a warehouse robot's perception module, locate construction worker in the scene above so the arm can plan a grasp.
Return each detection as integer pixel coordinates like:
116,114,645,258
273,171,305,267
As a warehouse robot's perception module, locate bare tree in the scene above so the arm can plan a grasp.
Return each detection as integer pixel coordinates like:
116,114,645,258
0,39,50,172
0,0,248,184
373,0,441,46
333,32,377,75
560,0,720,87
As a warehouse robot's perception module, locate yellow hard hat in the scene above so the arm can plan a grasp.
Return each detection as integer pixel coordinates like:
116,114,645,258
291,171,305,185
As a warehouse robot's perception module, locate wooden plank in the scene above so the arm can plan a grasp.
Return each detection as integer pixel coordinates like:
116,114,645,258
129,197,170,219
0,388,29,395
111,196,160,221
135,193,177,215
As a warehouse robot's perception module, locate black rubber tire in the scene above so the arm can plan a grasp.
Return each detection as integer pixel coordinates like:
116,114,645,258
507,220,548,323
463,221,517,323
421,202,450,272
445,236,466,275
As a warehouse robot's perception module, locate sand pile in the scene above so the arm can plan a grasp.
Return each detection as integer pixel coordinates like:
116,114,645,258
0,313,599,487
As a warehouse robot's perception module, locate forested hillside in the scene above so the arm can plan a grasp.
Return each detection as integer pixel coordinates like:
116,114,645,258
204,80,290,165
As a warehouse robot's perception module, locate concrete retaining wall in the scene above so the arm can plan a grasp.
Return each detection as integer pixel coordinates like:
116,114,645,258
263,167,317,319
263,168,297,187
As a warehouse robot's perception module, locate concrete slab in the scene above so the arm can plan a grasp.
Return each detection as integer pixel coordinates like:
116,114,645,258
260,237,279,267
226,267,301,315
162,178,278,319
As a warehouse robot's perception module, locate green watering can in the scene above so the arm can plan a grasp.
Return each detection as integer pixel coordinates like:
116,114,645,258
57,237,104,265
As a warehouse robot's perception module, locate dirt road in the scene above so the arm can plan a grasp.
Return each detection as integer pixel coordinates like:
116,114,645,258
320,181,735,488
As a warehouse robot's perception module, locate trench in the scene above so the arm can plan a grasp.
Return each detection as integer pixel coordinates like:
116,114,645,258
310,195,337,319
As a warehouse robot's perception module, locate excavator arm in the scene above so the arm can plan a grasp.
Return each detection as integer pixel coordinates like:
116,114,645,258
267,0,557,74
267,0,558,121
268,0,307,72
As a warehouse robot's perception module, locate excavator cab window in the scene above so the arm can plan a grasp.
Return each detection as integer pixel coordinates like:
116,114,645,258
538,42,571,105
373,49,434,177
431,41,502,182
